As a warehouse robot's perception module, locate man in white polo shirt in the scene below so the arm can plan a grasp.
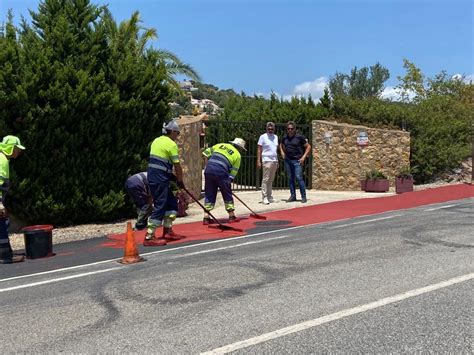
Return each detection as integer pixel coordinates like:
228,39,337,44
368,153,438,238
257,122,279,204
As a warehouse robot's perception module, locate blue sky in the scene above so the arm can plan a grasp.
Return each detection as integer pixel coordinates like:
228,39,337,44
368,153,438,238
1,0,473,100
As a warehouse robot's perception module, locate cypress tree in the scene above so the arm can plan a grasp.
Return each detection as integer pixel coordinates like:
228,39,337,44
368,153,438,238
2,0,171,225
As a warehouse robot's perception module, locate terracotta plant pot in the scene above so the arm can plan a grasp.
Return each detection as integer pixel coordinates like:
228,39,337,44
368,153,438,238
364,179,389,192
395,177,414,194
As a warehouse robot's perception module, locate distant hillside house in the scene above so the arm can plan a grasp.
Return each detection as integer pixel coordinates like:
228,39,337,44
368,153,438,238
190,98,221,114
179,80,198,92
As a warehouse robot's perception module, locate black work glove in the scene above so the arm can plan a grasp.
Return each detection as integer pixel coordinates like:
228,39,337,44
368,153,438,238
177,180,185,189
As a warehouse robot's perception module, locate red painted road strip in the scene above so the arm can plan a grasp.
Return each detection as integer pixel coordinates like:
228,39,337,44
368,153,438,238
105,184,473,248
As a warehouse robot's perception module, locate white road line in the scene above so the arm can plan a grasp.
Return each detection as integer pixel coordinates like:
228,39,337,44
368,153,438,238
2,198,468,284
424,204,457,211
0,259,120,283
0,226,308,283
201,273,474,355
0,268,119,293
328,215,401,229
0,236,290,292
176,235,289,257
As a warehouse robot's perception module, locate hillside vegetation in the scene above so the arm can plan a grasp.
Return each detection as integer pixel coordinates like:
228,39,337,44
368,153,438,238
182,62,473,185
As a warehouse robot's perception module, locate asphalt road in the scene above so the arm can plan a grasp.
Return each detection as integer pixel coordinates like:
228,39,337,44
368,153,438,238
1,198,472,353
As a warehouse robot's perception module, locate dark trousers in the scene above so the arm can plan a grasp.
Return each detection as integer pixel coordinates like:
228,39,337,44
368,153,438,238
125,181,151,229
204,173,234,211
0,217,13,261
149,181,177,223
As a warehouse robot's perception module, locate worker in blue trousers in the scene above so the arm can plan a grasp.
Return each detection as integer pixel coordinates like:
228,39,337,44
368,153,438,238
144,120,186,246
201,138,246,224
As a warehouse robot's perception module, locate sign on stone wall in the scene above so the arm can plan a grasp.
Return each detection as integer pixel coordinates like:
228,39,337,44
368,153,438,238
357,131,369,146
324,131,333,144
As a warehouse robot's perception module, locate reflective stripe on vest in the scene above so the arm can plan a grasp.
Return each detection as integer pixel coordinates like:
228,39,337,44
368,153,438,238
138,173,151,195
149,154,173,174
150,154,172,165
209,156,230,171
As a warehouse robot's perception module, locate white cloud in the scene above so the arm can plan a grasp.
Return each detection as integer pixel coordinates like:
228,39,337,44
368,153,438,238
291,76,328,100
452,73,474,83
381,86,418,101
252,77,329,102
462,74,473,83
254,92,268,98
381,86,401,100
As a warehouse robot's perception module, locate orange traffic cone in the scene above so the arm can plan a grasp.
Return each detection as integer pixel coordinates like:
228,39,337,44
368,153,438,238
118,221,145,264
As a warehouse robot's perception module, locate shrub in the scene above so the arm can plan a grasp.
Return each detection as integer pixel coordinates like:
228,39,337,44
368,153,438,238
365,169,387,180
396,165,413,179
1,1,171,225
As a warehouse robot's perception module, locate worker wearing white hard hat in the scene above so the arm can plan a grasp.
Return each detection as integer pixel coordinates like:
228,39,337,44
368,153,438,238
201,137,246,224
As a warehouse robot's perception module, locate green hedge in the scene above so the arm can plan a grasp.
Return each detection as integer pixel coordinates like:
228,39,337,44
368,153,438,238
1,1,171,225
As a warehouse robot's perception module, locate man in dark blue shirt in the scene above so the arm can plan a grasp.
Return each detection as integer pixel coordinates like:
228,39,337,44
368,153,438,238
279,121,312,203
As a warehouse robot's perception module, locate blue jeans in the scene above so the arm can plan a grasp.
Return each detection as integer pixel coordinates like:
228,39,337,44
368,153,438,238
284,159,306,199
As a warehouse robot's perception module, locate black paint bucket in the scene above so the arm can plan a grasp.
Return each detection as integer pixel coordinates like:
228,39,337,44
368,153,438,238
22,225,54,259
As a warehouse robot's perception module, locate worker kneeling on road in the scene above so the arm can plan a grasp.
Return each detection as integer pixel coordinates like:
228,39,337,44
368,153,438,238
125,172,152,231
202,138,246,224
125,172,184,233
144,120,186,246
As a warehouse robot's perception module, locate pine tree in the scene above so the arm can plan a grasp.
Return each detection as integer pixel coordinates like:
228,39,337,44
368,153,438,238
318,88,331,110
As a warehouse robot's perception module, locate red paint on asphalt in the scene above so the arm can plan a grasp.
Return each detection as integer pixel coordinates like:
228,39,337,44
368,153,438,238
105,184,474,248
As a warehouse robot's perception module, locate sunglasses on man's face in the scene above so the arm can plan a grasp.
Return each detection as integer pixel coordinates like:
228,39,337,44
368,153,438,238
172,130,180,135
267,127,274,130
287,127,295,131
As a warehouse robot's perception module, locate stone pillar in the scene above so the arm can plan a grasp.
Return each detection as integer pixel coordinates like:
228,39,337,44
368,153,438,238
176,115,203,198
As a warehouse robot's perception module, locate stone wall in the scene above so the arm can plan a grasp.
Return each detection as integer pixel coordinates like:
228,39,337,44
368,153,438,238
312,120,410,190
176,115,203,197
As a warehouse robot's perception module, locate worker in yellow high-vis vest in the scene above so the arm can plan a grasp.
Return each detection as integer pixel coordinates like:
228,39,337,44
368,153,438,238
0,136,26,264
144,120,186,246
201,138,246,224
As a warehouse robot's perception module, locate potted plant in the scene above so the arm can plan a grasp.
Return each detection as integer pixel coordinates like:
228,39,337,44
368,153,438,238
395,165,414,194
362,169,389,192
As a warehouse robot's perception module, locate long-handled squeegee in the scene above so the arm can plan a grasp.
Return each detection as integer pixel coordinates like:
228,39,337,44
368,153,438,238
232,192,267,220
182,187,243,233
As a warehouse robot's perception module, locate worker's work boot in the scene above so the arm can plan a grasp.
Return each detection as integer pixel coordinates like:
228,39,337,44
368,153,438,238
143,232,167,247
162,227,185,241
202,217,215,225
0,254,25,264
134,221,147,231
228,215,240,223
